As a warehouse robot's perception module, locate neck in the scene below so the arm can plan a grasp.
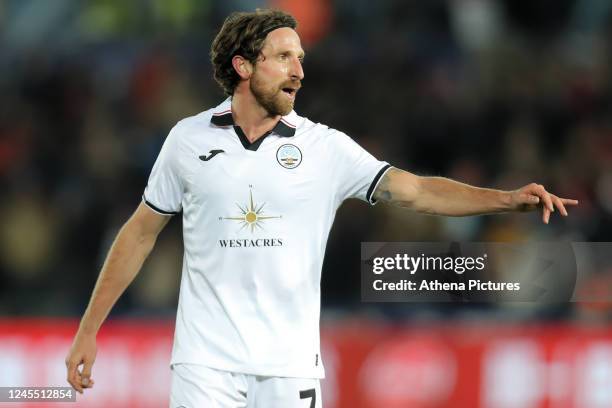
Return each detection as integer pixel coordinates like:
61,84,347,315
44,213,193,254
231,89,280,143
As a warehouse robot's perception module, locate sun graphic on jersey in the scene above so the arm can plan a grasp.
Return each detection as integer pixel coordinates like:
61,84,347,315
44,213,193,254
223,189,281,233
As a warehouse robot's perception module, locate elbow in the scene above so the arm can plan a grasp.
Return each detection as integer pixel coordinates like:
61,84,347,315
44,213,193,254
406,176,444,215
411,201,439,215
397,175,424,211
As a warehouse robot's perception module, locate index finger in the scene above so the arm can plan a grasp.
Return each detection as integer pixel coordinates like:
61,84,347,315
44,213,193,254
560,198,579,205
66,360,83,393
80,359,94,389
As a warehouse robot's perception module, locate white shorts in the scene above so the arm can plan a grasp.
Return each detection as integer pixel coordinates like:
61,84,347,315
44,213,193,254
169,364,322,408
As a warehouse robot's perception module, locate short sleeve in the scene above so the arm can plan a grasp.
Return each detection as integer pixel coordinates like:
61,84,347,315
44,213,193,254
142,126,184,215
328,130,391,205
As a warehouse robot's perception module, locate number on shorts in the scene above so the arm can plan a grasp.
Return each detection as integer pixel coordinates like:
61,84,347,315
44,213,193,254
299,388,316,408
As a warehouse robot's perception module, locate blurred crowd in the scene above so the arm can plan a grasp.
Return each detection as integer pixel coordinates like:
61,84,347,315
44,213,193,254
0,0,610,319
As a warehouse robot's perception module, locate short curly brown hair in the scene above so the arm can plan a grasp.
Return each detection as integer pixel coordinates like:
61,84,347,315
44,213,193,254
210,9,297,96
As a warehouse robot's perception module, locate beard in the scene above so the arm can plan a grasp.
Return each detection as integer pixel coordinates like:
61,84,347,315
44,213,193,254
250,72,295,116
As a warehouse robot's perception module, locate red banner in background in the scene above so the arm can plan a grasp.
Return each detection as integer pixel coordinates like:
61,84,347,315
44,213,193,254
0,319,611,408
321,322,612,408
0,320,174,408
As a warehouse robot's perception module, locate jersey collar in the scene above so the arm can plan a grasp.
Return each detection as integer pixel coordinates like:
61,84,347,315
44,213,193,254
210,98,297,138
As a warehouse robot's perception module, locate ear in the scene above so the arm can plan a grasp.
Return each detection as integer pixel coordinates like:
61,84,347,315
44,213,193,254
231,55,253,80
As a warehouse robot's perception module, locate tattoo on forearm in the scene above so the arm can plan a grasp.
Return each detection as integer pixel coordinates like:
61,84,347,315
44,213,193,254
374,172,393,202
379,189,392,201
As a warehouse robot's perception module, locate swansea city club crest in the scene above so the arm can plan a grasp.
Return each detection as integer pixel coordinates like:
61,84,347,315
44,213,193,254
276,144,302,169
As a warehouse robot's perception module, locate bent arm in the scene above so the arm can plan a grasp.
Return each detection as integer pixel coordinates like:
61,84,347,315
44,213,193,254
77,202,171,335
372,167,578,222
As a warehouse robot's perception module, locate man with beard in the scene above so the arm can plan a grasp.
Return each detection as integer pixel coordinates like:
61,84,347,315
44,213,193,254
65,9,578,408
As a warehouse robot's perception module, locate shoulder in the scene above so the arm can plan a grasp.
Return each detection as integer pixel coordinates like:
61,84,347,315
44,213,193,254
163,108,221,151
170,109,213,137
293,114,363,155
294,114,346,141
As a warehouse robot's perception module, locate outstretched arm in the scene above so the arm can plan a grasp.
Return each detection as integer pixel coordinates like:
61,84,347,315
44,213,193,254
372,167,578,224
65,202,171,393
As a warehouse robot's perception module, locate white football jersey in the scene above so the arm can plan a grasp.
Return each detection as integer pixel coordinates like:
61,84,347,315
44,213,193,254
143,98,390,378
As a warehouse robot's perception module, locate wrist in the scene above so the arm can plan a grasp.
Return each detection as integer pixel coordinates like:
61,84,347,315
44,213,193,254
499,190,514,212
78,321,99,337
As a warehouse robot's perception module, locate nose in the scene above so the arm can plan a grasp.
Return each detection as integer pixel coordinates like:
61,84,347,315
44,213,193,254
290,57,304,81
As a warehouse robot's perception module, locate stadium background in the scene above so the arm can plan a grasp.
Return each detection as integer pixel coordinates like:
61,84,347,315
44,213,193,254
0,0,611,407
